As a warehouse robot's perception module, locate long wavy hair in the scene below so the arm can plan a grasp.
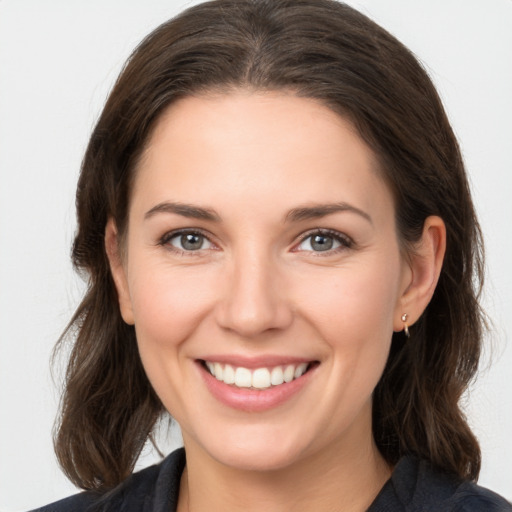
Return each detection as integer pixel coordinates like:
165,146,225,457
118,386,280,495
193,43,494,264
54,0,485,491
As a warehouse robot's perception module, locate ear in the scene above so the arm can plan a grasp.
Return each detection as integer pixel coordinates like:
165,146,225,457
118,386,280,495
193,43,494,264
394,216,446,332
105,218,135,325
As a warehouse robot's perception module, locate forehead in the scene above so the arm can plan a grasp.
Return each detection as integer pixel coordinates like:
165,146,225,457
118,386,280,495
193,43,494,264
131,91,393,222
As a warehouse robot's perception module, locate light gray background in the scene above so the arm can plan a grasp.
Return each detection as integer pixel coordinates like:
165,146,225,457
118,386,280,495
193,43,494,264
0,1,511,510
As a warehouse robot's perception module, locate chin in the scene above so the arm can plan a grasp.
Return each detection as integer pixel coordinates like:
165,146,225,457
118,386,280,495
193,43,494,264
214,445,303,472
196,425,313,472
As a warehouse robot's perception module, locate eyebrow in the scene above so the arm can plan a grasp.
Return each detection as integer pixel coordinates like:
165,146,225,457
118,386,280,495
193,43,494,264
285,202,373,224
144,202,221,222
144,200,372,225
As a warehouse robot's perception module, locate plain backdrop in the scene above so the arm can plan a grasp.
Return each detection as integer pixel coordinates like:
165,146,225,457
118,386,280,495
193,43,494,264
0,1,511,510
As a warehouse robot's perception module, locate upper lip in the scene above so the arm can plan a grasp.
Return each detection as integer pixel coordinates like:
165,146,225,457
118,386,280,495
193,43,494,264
198,355,317,369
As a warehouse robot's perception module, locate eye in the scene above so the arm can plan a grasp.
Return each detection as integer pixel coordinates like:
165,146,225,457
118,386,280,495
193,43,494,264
295,230,352,253
163,231,213,252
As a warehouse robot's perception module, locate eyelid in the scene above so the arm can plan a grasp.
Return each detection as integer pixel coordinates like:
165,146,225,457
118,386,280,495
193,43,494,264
292,228,354,254
157,227,353,256
159,228,219,254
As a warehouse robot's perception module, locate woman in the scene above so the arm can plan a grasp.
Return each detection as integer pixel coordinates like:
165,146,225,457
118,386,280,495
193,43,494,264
31,0,511,510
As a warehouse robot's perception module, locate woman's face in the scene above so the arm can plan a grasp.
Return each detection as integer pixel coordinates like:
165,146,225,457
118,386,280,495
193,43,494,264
112,92,412,471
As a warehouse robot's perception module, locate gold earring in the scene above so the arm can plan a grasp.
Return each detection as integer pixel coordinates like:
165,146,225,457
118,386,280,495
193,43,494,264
401,313,410,338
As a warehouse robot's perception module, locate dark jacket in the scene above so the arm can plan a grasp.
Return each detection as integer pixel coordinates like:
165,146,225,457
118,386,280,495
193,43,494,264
30,448,512,511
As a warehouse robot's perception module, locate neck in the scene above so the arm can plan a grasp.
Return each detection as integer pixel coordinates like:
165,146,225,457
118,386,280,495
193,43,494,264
178,425,391,512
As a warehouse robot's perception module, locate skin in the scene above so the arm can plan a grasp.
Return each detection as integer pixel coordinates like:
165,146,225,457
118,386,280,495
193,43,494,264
106,91,446,512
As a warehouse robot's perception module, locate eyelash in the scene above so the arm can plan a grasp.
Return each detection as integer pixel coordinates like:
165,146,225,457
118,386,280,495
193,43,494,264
294,228,354,256
159,228,215,257
158,228,354,256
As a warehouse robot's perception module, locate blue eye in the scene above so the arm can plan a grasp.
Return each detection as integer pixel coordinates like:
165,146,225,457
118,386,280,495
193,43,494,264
165,231,213,251
296,231,351,253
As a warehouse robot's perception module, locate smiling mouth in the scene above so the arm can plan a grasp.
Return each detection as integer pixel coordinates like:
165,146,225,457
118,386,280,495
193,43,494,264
201,360,318,390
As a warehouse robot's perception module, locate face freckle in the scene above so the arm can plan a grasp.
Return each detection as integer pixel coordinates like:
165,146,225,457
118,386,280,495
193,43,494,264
111,91,411,473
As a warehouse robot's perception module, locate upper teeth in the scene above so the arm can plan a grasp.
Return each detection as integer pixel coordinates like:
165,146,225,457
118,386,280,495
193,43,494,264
205,362,309,389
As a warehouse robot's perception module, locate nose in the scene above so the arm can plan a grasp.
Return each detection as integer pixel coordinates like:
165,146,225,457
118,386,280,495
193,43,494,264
214,250,293,338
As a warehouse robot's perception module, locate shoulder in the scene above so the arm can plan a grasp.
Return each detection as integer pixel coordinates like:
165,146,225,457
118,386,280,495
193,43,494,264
446,479,512,512
370,456,512,511
29,447,186,512
413,457,511,511
28,491,99,512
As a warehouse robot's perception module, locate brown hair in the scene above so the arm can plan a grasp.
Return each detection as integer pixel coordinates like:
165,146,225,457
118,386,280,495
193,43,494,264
55,0,485,491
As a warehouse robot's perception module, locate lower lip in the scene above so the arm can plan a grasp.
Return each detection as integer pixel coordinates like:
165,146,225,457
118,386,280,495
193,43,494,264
199,362,316,412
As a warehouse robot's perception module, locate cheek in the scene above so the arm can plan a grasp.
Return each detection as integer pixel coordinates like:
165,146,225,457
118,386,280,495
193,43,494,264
128,263,216,348
298,259,401,344
127,266,219,417
295,256,402,400
307,261,401,405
